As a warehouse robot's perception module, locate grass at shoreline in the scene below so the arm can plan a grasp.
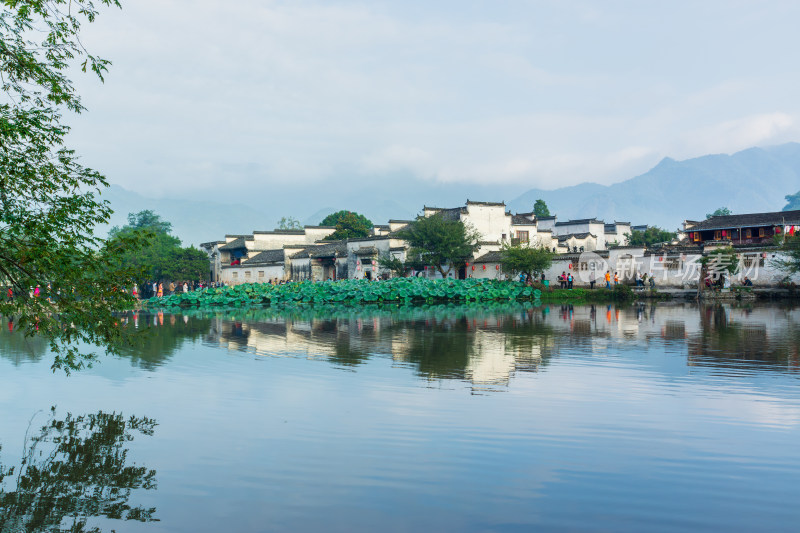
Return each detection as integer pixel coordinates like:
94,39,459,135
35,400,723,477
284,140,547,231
143,278,650,310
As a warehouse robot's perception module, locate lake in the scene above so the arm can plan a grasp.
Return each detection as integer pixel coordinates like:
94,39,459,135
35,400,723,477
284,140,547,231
1,302,799,532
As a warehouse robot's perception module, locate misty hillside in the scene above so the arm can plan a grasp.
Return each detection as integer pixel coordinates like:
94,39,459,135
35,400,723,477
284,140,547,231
508,143,800,229
101,143,800,245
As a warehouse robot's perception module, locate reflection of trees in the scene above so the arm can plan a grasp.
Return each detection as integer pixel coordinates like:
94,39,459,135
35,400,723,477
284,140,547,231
0,318,49,365
118,312,213,370
0,408,158,533
688,304,800,370
0,313,212,370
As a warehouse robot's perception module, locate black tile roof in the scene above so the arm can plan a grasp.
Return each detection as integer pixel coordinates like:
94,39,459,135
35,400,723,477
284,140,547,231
466,200,506,207
687,210,800,232
244,249,285,265
473,251,504,263
557,232,596,241
353,247,379,256
219,237,247,250
291,241,347,259
555,218,603,226
512,214,535,225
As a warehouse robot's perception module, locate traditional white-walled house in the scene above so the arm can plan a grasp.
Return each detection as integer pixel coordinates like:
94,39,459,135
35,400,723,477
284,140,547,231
604,222,633,246
204,200,649,285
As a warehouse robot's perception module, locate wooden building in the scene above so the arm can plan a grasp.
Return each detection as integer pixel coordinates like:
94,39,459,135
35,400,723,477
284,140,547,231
684,210,800,245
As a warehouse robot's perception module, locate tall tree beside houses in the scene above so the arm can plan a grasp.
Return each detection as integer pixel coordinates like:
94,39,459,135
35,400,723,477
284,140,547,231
706,207,732,219
784,191,800,211
277,216,303,230
397,214,481,277
108,211,209,285
533,199,551,218
321,210,373,240
775,234,800,276
499,242,554,280
627,226,677,247
0,0,142,372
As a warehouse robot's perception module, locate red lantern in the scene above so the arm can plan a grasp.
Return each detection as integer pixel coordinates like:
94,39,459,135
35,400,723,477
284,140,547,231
482,265,486,270
568,264,572,269
495,265,499,270
472,266,475,271
465,262,469,267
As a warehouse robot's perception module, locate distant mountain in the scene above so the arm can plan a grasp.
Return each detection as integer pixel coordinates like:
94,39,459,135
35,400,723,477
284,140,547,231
97,185,271,247
508,143,800,229
100,143,800,244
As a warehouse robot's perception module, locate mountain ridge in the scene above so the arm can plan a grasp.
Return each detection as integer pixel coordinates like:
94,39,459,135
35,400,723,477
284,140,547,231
101,142,800,245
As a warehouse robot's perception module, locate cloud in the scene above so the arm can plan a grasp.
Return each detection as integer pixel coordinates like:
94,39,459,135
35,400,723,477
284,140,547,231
63,0,800,199
678,113,797,155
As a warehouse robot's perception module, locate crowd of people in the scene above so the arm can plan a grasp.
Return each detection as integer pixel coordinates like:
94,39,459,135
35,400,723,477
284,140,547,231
134,280,227,300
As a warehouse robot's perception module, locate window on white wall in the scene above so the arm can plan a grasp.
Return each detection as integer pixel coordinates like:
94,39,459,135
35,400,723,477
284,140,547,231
232,272,238,279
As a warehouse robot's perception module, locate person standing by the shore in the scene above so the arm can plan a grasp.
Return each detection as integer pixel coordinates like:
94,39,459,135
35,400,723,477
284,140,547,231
589,270,596,289
605,271,611,289
157,282,163,298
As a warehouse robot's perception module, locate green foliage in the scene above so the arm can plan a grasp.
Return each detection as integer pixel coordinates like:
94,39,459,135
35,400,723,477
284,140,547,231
277,216,303,230
700,247,739,282
784,191,800,211
143,278,638,311
500,242,554,278
627,226,677,247
377,253,410,277
533,199,551,218
0,407,157,531
397,214,481,277
0,0,140,372
320,210,373,240
775,234,800,275
110,209,171,237
706,207,732,219
107,211,209,283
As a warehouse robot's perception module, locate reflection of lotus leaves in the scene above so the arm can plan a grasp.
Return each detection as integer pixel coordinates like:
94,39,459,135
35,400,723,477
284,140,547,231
577,251,609,283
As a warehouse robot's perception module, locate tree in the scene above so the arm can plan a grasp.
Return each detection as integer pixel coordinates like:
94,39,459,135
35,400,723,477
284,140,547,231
706,207,732,219
0,0,139,372
107,211,208,284
0,407,157,532
277,216,302,230
397,214,481,277
321,210,373,240
377,253,410,278
784,191,800,211
500,241,554,280
697,246,739,295
533,199,551,218
628,226,677,247
775,234,800,276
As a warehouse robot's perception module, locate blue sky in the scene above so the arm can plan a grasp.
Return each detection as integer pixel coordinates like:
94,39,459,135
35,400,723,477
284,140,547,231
69,0,800,199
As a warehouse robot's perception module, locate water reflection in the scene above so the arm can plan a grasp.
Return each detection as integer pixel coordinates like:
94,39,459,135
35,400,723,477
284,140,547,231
198,302,800,384
0,408,157,533
0,313,212,370
2,302,799,382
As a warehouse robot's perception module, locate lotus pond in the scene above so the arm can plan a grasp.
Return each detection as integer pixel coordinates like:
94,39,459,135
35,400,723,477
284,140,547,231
144,278,631,310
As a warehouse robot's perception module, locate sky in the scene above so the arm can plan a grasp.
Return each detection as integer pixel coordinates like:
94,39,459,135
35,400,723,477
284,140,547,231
68,0,800,201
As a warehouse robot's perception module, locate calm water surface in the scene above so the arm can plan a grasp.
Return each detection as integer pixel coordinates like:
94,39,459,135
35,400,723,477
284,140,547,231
1,302,799,532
